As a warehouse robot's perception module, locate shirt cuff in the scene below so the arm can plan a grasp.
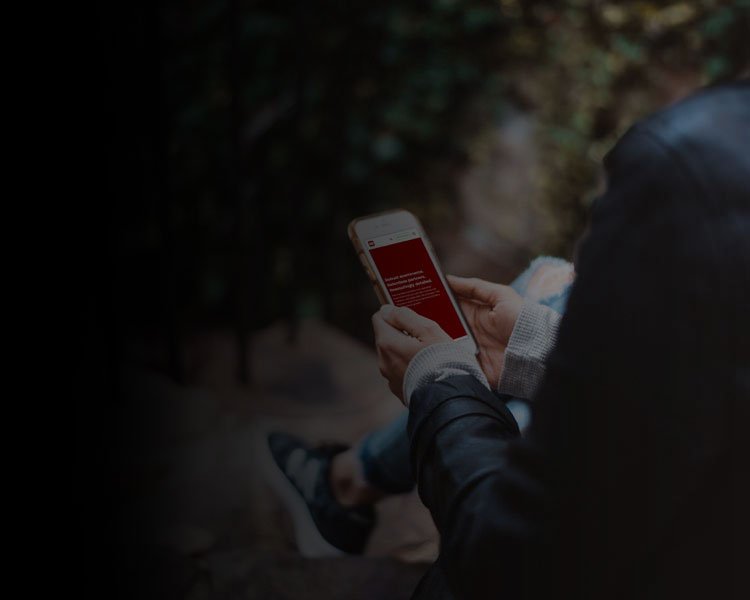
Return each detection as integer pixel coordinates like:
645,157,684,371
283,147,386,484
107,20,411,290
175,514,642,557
402,341,489,407
497,301,561,399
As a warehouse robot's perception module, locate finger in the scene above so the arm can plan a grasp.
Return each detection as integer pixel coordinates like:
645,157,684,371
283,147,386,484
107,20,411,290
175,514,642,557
447,275,506,305
379,305,438,340
372,311,417,351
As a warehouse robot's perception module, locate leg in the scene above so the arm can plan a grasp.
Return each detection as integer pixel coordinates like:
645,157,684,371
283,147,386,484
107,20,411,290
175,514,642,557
331,412,413,505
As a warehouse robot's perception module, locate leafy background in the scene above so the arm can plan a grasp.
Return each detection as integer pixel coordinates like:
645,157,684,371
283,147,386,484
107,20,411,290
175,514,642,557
110,0,749,372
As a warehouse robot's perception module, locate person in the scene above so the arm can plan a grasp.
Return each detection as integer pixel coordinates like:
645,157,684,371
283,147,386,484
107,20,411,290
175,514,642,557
372,81,749,599
273,80,748,598
264,258,575,556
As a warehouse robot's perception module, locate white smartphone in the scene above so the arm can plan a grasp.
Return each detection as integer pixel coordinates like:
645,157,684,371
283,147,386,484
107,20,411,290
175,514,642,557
348,209,477,354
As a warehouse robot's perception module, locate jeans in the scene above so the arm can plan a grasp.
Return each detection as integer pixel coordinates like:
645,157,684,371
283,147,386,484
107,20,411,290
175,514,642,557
358,256,573,494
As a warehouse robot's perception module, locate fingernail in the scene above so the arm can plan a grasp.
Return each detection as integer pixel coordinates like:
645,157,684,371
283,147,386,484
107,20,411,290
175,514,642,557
380,304,394,315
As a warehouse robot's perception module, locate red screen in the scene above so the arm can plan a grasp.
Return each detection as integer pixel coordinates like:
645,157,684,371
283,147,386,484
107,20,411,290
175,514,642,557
369,237,466,339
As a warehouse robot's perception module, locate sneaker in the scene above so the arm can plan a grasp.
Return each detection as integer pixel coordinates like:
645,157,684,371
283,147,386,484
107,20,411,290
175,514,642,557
263,432,376,557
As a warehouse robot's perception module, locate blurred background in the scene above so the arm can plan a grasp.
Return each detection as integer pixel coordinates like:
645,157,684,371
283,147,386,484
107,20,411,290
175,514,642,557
87,1,748,598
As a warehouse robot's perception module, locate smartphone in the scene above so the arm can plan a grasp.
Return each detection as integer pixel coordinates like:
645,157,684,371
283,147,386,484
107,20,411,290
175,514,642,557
348,209,477,354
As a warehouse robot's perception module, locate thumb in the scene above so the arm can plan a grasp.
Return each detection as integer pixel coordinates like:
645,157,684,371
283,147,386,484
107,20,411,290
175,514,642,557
447,275,506,305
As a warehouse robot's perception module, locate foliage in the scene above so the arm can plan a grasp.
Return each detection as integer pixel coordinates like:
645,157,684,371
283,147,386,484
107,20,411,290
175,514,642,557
516,0,750,254
155,0,513,331
123,0,749,336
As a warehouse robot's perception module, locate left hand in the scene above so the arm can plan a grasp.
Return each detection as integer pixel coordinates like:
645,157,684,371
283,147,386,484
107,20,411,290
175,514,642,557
447,275,523,389
372,305,451,402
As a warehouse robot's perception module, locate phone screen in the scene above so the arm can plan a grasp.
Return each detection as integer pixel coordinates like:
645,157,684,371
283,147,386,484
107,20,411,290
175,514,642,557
366,228,468,340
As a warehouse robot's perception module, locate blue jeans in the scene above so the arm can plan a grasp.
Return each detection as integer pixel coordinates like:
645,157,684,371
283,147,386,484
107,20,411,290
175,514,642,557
358,257,573,494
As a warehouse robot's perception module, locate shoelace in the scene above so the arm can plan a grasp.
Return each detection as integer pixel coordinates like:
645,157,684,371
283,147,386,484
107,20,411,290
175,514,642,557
285,448,322,503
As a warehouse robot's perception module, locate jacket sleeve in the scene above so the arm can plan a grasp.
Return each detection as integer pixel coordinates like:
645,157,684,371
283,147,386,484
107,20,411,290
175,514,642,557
407,375,544,600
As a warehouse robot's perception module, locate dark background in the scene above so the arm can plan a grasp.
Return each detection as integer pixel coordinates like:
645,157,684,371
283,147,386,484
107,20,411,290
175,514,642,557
79,1,748,598
99,0,748,364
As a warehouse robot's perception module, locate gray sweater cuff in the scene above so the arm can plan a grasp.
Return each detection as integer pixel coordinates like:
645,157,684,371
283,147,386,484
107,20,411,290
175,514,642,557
497,301,561,399
403,342,489,407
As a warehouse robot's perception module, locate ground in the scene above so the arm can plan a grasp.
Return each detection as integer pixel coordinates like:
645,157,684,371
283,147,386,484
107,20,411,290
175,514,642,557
117,320,436,599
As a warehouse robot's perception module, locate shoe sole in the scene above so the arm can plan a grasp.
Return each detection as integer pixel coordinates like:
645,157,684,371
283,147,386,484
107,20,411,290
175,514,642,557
257,429,346,558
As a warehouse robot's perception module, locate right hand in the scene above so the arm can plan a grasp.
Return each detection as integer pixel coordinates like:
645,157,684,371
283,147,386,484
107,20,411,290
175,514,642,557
447,275,524,389
372,305,451,403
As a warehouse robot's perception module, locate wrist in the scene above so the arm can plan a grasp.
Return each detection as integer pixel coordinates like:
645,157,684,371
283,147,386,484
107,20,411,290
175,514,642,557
403,341,489,407
497,301,562,399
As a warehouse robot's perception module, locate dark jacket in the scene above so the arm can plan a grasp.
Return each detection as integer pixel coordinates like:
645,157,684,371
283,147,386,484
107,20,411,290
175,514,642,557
407,81,750,600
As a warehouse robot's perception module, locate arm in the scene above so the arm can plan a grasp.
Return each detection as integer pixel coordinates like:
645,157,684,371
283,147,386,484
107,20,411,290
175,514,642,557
402,300,562,405
372,289,562,598
407,375,543,599
395,303,559,598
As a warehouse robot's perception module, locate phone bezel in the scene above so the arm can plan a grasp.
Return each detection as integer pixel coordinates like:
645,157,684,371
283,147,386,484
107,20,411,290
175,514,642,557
349,209,478,354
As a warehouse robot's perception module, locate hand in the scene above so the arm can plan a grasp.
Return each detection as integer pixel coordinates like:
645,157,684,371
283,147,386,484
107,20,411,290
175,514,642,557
372,305,452,402
447,275,523,389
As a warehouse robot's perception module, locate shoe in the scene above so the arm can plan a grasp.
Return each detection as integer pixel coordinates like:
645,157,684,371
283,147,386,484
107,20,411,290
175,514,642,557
264,432,376,557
